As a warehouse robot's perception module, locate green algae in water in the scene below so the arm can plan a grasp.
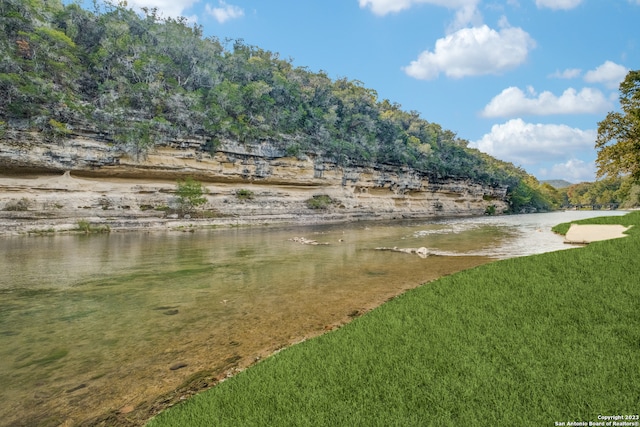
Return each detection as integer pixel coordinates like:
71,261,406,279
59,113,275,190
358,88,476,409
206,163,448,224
366,271,388,277
57,310,97,322
17,348,69,368
13,288,57,297
86,265,215,288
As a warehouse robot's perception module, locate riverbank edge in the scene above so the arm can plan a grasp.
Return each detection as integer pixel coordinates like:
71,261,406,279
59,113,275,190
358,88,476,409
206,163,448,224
143,211,640,427
0,210,494,237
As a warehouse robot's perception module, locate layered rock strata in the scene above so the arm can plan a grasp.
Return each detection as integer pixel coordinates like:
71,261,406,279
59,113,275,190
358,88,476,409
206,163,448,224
0,133,508,235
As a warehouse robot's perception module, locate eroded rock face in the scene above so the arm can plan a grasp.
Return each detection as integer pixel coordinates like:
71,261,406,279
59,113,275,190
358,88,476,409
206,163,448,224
0,133,508,234
0,132,121,172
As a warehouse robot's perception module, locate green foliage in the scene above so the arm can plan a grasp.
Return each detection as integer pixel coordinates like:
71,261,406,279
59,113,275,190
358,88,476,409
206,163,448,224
46,119,71,142
76,219,91,233
176,177,207,213
113,120,154,161
505,176,556,213
617,179,640,208
504,173,563,213
148,213,640,427
563,178,624,208
507,181,532,212
235,189,254,200
75,219,110,233
305,194,333,210
596,70,640,180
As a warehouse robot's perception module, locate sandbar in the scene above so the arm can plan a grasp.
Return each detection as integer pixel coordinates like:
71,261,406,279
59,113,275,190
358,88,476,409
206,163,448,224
564,224,631,244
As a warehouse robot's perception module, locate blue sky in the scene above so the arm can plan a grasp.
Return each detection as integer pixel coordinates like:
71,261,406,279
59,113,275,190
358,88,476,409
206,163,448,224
89,0,638,183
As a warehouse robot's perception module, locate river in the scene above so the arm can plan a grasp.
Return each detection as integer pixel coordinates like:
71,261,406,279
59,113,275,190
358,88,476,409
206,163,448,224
0,210,626,426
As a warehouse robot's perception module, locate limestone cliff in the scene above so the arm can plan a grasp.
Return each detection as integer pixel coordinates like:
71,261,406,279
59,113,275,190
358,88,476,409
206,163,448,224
0,131,508,234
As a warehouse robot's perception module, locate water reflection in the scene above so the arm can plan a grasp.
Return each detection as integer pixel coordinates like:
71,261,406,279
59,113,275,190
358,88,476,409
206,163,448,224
0,211,625,426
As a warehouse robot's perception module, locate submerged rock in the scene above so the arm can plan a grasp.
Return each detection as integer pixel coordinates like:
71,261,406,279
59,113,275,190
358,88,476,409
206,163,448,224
289,237,329,245
375,246,429,258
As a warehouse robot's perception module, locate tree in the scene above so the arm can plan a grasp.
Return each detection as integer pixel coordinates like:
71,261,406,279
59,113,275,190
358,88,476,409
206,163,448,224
595,70,640,180
175,177,207,214
112,120,154,162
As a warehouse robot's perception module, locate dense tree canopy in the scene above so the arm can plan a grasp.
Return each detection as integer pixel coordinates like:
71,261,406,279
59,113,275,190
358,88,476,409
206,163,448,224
0,0,554,212
596,70,640,180
559,176,640,209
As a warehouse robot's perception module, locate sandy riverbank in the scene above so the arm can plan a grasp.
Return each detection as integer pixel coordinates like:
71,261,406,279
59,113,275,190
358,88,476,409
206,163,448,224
564,223,632,244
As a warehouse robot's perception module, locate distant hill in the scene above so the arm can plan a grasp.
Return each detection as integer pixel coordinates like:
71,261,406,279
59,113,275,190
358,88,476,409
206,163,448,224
542,180,573,189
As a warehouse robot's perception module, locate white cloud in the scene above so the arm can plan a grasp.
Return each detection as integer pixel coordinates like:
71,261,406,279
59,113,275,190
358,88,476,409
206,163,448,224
584,61,629,89
358,0,413,14
470,118,596,166
535,0,583,10
548,68,582,79
450,5,483,31
124,0,200,19
403,25,535,80
481,86,611,117
205,1,244,24
541,159,596,183
358,0,481,29
359,0,475,15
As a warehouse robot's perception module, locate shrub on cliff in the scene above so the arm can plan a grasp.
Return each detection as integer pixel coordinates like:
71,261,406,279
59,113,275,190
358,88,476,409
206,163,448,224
305,195,333,210
3,198,31,211
235,189,255,201
176,178,207,214
76,219,110,233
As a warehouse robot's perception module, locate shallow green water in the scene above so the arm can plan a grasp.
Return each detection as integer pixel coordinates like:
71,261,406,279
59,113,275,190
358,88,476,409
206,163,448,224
0,211,625,426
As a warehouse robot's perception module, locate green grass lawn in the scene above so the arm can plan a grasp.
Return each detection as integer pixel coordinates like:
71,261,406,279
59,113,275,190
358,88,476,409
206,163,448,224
147,212,640,427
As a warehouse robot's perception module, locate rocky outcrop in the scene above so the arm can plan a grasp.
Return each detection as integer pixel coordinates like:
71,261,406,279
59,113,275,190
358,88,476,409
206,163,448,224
0,131,508,234
0,132,121,172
